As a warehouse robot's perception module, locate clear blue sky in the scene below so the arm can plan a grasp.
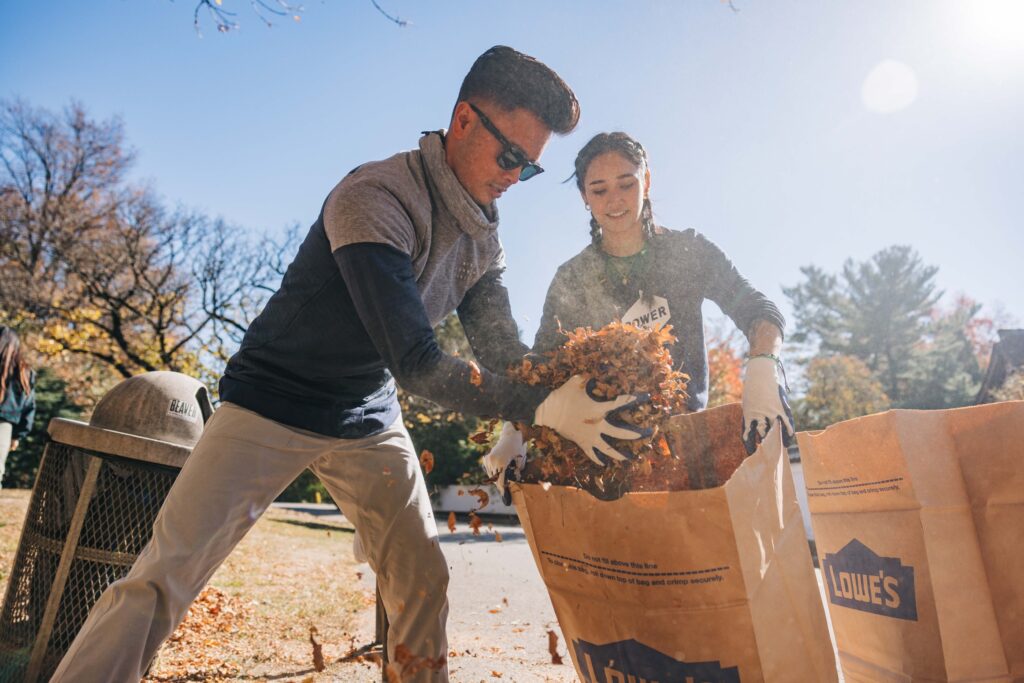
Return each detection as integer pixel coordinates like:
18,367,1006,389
2,0,1022,344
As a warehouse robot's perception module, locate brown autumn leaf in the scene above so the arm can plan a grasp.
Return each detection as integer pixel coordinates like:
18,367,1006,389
309,625,325,672
419,449,435,474
469,360,483,387
469,430,491,445
447,511,457,533
469,511,483,536
494,530,503,543
492,672,503,678
548,629,563,665
466,487,490,510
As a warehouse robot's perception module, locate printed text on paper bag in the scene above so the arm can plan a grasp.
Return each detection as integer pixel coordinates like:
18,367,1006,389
541,551,728,587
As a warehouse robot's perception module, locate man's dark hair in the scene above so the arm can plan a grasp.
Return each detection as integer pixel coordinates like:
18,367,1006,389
456,46,580,135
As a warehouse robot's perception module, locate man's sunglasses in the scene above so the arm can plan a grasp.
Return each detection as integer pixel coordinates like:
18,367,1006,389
468,103,544,181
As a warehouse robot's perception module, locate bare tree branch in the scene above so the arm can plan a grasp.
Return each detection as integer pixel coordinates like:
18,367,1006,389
370,0,409,27
189,0,407,35
1,99,300,399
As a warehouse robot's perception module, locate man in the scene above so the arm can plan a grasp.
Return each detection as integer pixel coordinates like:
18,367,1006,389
53,46,644,682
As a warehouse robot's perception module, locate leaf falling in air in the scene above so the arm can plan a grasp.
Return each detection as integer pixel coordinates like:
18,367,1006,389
447,511,457,533
469,511,483,536
419,449,434,474
466,487,489,510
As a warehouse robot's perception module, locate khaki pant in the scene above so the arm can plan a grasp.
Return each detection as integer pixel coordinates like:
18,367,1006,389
52,402,449,682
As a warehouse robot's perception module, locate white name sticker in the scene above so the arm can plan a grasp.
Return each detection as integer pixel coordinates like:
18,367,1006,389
623,293,671,330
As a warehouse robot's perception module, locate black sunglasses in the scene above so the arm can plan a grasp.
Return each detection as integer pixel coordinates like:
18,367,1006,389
467,103,544,181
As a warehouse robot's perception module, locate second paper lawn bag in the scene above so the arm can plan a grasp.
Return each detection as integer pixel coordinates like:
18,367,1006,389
511,403,837,683
797,401,1024,682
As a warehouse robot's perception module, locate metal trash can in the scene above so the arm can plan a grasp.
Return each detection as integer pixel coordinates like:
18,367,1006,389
0,371,212,682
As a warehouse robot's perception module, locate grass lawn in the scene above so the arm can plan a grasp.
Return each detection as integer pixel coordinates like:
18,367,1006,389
0,488,380,682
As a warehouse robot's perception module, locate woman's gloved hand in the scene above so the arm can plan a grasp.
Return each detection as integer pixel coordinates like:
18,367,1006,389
741,355,795,455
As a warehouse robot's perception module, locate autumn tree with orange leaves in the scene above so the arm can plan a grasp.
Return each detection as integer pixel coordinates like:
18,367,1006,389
706,327,744,408
0,99,295,405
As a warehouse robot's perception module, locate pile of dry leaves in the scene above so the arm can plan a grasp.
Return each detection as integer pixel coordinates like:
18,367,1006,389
478,322,703,499
144,586,250,681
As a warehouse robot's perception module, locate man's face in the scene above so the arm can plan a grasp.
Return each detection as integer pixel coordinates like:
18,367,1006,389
446,101,552,206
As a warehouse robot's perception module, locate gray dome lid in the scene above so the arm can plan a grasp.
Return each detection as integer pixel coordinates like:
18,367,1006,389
89,371,213,449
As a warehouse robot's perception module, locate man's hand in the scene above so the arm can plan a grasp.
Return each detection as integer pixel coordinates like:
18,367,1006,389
741,355,795,455
482,421,527,504
534,375,649,466
9,439,18,452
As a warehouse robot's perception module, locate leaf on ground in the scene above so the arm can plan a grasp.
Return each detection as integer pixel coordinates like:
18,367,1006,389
309,625,325,672
548,629,563,665
419,449,434,474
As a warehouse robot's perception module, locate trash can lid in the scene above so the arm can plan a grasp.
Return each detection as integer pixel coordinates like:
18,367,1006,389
89,371,213,449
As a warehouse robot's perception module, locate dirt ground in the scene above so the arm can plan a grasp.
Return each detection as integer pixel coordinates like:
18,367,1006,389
1,489,574,682
0,489,382,682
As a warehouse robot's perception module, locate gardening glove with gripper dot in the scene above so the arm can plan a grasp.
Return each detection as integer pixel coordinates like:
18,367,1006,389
482,421,527,505
534,374,650,466
741,355,796,455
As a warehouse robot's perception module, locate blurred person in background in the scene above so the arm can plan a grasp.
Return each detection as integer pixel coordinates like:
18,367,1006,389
484,132,793,495
0,326,36,488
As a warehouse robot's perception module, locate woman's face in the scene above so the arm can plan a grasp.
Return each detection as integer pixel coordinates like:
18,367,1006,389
580,151,650,241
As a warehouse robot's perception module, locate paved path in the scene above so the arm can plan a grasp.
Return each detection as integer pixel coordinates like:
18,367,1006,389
274,503,841,682
274,503,575,682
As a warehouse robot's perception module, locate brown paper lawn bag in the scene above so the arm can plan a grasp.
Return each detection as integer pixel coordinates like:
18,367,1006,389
511,403,837,683
797,401,1024,682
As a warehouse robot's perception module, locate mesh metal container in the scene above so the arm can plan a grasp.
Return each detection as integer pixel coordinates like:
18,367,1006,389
0,372,211,682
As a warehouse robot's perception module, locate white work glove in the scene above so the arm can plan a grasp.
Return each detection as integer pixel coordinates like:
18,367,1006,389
741,355,796,455
482,421,527,505
534,375,648,466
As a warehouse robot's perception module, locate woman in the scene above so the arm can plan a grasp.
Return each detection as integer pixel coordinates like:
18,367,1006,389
0,326,36,488
485,132,794,488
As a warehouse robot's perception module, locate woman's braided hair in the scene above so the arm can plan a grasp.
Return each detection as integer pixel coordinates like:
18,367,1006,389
573,132,655,246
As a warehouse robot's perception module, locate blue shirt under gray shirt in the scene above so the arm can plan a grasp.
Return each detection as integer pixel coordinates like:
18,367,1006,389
221,132,547,438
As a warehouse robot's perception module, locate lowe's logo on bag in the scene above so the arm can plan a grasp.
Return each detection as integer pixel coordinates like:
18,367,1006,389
822,538,917,621
573,638,740,683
